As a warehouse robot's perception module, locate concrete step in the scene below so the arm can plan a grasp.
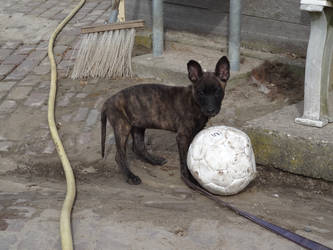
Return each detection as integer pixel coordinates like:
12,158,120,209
244,102,333,182
132,42,265,85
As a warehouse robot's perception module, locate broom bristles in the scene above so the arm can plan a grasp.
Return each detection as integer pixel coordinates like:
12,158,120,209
70,28,136,79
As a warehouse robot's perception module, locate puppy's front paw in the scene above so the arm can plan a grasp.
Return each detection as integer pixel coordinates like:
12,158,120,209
151,156,167,166
127,174,142,185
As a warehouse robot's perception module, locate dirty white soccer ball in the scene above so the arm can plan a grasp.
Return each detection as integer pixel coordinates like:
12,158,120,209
187,126,256,195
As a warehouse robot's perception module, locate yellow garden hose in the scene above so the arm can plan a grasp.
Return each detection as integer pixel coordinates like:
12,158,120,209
47,0,85,249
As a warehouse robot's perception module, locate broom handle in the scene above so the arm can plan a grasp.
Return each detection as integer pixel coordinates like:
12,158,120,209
118,0,125,22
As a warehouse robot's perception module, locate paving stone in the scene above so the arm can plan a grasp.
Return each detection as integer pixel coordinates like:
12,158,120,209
1,0,14,9
0,48,13,60
53,12,68,21
61,8,74,15
10,4,34,13
0,100,17,114
19,75,41,86
58,69,69,79
94,18,106,24
95,2,112,10
40,7,63,18
3,41,22,49
24,92,48,107
57,33,77,47
0,158,18,174
3,54,27,65
7,87,33,100
75,19,96,27
41,105,48,111
33,65,50,75
0,64,15,75
17,6,34,14
42,140,55,154
61,114,72,122
0,92,6,101
63,49,76,60
82,1,99,9
14,45,36,55
7,60,40,80
4,71,25,81
91,9,106,16
38,81,50,89
86,109,99,127
0,81,16,92
53,45,68,56
57,60,73,70
0,233,17,249
26,50,48,64
41,0,57,9
72,13,88,21
73,107,89,122
21,59,41,70
77,132,91,145
58,92,74,107
6,219,25,232
65,136,75,148
36,41,49,50
27,1,42,8
40,57,50,67
62,26,81,36
29,6,49,16
94,97,104,109
16,229,59,250
76,93,87,99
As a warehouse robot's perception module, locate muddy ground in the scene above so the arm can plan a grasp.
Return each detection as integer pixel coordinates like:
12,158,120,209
1,60,333,249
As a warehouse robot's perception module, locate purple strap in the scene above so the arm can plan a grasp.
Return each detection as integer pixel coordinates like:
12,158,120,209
181,176,332,250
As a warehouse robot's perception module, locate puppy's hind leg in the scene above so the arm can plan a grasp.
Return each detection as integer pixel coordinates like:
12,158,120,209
131,127,167,166
113,120,142,185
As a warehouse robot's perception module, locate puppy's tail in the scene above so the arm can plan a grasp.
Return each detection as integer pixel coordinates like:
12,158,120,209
101,106,107,158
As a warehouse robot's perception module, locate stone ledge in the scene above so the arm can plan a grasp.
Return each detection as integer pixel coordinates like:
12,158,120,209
132,42,264,85
243,103,333,182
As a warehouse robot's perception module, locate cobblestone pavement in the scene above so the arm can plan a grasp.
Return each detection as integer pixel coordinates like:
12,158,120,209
0,0,115,157
1,1,333,250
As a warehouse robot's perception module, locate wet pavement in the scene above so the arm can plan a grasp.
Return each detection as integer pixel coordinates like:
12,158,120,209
0,0,333,249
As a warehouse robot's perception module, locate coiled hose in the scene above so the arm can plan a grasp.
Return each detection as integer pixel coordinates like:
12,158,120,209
47,0,85,249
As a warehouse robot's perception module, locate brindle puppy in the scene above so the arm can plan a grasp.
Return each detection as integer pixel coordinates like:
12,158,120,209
101,56,230,185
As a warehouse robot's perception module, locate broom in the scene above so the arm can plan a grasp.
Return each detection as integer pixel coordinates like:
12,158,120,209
71,0,144,79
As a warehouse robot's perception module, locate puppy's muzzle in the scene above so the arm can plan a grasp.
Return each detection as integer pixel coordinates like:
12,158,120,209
204,107,219,117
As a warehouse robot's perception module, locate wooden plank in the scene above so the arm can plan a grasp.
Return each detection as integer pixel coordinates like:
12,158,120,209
81,20,145,34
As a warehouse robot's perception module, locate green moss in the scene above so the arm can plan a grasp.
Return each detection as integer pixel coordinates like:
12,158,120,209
243,127,333,181
135,35,152,49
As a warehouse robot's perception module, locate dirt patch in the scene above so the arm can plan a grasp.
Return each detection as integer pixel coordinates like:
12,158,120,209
5,151,333,197
250,61,304,104
254,165,333,195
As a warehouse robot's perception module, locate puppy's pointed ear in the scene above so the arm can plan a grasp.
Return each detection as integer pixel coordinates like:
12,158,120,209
187,60,203,83
215,56,230,82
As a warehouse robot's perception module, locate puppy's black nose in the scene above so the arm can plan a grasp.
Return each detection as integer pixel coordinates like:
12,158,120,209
206,107,216,114
206,107,215,115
